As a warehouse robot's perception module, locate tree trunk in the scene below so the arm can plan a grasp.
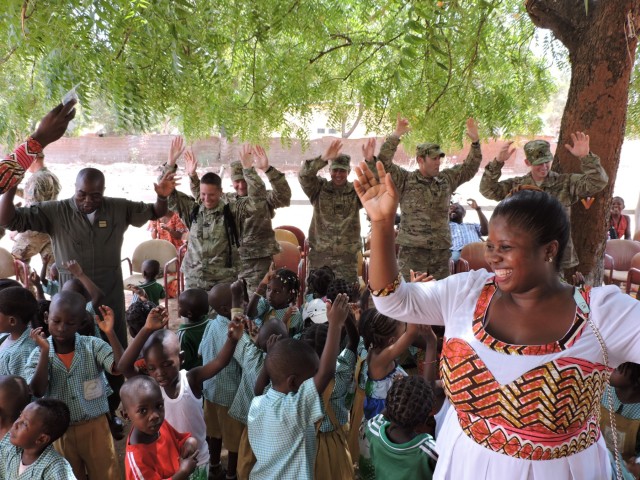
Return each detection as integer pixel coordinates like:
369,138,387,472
526,0,639,284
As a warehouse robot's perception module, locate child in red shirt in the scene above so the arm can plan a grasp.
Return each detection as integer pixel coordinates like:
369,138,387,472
121,375,198,480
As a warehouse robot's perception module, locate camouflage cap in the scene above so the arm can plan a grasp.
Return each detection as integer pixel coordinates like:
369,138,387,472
330,154,351,171
416,143,445,159
524,140,553,165
229,161,244,181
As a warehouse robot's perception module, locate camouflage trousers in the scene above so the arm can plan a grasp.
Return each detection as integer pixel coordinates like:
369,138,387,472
12,231,54,281
239,256,272,296
307,251,359,284
397,246,451,280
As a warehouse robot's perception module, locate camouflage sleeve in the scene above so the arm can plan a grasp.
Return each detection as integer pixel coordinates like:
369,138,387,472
440,143,482,191
566,152,609,200
243,167,267,198
167,189,197,229
189,174,201,200
158,163,178,182
231,194,257,226
365,135,407,189
298,156,328,203
265,166,292,209
479,158,515,201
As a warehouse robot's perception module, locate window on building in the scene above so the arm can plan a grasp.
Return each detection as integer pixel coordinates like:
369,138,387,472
317,128,326,134
328,128,338,134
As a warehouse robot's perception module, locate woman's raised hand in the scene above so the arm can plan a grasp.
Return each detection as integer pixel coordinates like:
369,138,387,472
354,161,399,224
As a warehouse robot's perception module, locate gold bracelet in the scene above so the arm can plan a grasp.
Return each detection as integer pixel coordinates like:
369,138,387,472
368,273,402,297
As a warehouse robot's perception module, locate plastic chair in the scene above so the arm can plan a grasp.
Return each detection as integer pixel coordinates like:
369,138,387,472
634,230,640,242
0,247,27,286
603,239,640,285
275,225,306,254
178,243,188,293
274,229,299,247
457,242,491,273
121,239,179,309
625,252,640,295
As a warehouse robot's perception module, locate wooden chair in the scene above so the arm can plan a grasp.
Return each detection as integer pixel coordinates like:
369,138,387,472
456,242,491,273
625,252,640,296
121,239,179,309
603,239,640,285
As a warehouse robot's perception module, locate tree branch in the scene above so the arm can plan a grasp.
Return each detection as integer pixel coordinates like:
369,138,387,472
341,103,364,138
309,40,352,64
0,47,17,66
525,0,588,51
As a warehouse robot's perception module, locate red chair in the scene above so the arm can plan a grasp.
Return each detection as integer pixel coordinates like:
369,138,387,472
275,225,306,256
625,252,640,296
604,239,640,285
457,242,491,273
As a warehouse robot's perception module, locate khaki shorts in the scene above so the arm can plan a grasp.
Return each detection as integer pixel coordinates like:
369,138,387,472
204,400,244,452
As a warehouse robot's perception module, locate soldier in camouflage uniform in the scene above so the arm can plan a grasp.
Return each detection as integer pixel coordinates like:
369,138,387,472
12,154,61,273
479,133,608,270
365,116,482,279
188,146,291,294
299,139,362,283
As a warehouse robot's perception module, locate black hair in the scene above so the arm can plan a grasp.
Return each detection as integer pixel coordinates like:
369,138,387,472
493,189,569,270
141,329,179,358
301,323,329,358
272,269,300,304
266,338,319,384
306,266,335,298
0,279,21,291
61,278,90,301
0,286,38,325
77,167,105,185
178,288,209,319
50,291,87,319
33,300,50,335
617,362,640,388
0,375,30,422
142,259,161,278
126,300,156,337
385,376,434,429
34,398,71,443
120,375,162,409
359,309,398,351
612,196,625,205
200,172,222,188
326,278,358,303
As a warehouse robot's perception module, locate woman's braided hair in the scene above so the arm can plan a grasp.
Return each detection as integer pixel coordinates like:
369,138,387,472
306,266,335,298
273,268,300,303
385,375,434,429
359,309,398,350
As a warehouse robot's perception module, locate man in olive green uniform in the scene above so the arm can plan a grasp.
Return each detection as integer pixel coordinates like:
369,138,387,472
299,140,362,283
12,154,61,272
365,116,482,279
0,167,175,346
479,133,608,270
188,147,291,294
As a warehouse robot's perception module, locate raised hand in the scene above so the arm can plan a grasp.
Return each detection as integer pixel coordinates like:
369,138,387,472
282,305,298,325
361,138,376,162
239,144,254,169
168,137,185,167
29,271,41,286
327,293,349,327
231,278,245,298
253,145,270,171
467,198,479,210
465,117,480,143
497,141,516,164
410,269,434,283
144,306,169,331
394,113,411,137
184,149,198,176
321,139,343,162
228,316,245,341
353,161,399,224
154,172,177,197
30,327,49,350
64,259,84,278
32,101,77,148
564,131,590,158
97,305,115,334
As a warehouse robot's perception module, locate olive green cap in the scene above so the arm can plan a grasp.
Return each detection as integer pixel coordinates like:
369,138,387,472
230,161,244,181
330,154,351,171
524,140,554,165
416,143,445,159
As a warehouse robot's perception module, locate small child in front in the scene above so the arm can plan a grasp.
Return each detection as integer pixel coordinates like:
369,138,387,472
247,268,302,336
0,286,40,378
247,293,351,480
365,376,438,479
130,259,166,306
3,398,75,479
176,288,210,370
25,291,123,480
121,376,198,480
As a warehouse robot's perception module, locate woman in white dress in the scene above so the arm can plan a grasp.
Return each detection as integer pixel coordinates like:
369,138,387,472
353,160,640,480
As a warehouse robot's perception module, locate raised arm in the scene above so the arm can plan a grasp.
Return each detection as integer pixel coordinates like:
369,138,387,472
96,306,124,374
564,132,609,199
27,328,50,397
441,118,482,191
65,260,105,310
152,172,177,219
117,307,169,378
253,146,291,209
479,141,517,201
299,140,342,201
314,293,349,394
467,199,488,236
364,114,410,188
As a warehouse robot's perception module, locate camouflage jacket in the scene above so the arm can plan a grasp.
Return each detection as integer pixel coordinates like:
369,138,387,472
190,166,291,260
367,135,482,249
168,189,254,289
298,157,362,256
18,167,61,205
479,152,608,269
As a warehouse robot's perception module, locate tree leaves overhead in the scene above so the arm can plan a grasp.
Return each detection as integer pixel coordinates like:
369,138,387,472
0,0,561,147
